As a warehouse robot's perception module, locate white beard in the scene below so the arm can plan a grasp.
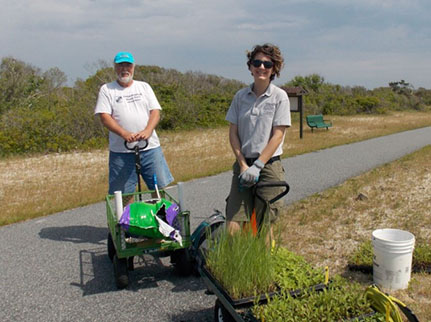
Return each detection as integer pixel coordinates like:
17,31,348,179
118,74,133,84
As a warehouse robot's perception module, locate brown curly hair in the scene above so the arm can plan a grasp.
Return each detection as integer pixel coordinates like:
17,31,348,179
246,43,284,82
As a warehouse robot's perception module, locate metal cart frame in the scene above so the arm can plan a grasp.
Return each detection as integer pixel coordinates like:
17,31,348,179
106,189,193,289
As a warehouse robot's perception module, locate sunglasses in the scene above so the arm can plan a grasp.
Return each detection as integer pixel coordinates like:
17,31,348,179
251,59,274,69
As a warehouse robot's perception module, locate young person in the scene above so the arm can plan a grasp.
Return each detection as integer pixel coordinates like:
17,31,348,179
225,44,291,236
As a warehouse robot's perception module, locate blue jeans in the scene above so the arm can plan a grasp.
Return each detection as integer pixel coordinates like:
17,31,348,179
108,146,174,194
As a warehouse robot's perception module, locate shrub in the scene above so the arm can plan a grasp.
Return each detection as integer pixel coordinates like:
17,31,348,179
355,97,380,114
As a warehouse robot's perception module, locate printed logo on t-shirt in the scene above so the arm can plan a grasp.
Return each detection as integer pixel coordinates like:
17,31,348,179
115,93,142,104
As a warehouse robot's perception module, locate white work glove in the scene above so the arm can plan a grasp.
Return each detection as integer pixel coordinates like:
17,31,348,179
239,159,265,186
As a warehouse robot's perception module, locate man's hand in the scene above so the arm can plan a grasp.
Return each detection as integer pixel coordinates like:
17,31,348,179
123,132,136,143
134,128,153,141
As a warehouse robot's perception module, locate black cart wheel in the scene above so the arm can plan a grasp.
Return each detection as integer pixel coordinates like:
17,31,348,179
107,232,115,262
171,248,193,276
214,299,235,322
113,255,129,289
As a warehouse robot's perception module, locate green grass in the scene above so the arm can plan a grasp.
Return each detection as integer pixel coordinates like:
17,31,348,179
204,229,276,300
204,228,327,300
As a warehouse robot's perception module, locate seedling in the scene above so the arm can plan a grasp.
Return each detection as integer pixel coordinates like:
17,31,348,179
205,228,276,299
252,276,386,321
204,229,326,300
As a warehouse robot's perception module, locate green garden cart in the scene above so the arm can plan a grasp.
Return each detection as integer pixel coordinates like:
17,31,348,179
105,140,193,289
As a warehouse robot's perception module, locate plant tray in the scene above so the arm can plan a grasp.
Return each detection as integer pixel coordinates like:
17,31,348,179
200,264,328,309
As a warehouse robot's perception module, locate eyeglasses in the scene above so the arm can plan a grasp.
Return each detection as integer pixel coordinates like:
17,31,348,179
251,59,274,69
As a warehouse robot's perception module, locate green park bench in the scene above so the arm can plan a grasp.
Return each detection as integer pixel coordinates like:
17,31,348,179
306,114,333,132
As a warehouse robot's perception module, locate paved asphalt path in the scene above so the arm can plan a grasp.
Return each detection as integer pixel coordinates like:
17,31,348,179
1,127,430,322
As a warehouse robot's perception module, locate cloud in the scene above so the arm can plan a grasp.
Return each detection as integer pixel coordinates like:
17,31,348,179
289,51,431,89
0,0,430,88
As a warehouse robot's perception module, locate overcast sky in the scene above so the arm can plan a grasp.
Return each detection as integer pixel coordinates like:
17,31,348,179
1,0,430,89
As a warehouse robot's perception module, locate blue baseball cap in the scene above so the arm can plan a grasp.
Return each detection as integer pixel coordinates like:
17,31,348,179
114,51,134,64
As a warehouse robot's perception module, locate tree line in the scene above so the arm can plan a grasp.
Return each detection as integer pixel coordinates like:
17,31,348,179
287,74,431,115
0,57,430,156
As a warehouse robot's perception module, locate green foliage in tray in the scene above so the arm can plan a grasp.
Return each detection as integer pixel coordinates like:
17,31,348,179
252,276,385,321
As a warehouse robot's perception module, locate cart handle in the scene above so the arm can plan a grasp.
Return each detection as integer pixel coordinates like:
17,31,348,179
124,140,148,201
254,181,290,204
124,139,148,151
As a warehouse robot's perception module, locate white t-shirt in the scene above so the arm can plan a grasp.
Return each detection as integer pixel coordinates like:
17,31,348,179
94,80,162,153
225,83,291,158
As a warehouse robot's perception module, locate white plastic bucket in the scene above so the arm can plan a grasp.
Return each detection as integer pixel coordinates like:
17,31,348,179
372,228,415,290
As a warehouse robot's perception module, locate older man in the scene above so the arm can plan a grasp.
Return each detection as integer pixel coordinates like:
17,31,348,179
94,51,173,195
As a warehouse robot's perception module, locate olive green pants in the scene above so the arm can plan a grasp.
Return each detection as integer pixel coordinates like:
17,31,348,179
225,160,286,227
